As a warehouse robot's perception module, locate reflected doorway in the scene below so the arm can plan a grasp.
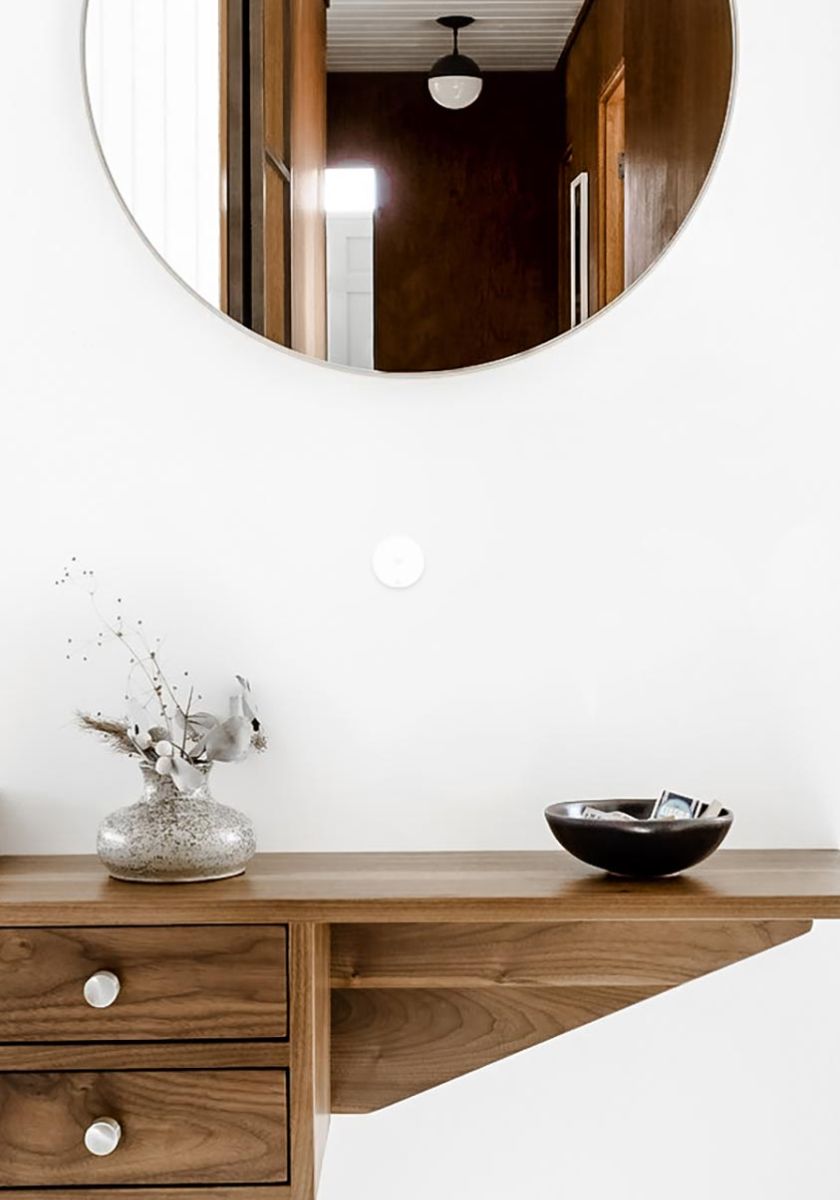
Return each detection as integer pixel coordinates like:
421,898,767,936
325,167,376,371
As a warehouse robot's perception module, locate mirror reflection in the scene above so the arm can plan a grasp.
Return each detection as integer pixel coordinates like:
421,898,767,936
85,0,734,374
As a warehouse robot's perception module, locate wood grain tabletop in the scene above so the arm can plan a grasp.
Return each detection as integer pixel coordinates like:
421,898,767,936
1,850,839,924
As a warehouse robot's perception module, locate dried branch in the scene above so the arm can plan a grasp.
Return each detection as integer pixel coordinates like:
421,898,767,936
77,712,139,757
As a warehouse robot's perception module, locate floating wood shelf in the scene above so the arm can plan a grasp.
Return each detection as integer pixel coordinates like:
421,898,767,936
1,850,838,1197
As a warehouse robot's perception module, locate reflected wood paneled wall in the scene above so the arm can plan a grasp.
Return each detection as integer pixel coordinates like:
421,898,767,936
559,0,733,328
328,72,560,373
624,0,733,287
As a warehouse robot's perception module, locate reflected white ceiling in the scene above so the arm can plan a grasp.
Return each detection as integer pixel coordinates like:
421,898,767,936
327,0,587,73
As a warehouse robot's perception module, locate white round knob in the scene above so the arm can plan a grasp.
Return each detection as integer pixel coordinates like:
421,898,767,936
83,970,121,1009
372,536,425,589
84,1117,122,1156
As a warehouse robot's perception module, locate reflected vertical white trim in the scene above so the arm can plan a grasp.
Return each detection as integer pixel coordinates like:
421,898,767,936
570,171,589,329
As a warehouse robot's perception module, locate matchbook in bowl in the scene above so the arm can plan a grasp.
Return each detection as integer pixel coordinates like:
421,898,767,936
544,799,733,878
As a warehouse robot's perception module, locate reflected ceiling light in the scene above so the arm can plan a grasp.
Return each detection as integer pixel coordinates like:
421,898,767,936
428,16,483,110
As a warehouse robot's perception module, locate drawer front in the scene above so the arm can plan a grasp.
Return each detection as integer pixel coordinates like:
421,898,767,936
0,1069,288,1187
0,926,287,1041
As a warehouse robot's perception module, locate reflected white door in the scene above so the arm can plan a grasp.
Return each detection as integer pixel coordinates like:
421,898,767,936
327,215,374,370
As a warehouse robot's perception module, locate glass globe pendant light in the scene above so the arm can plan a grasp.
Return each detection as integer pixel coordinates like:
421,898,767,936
428,16,483,110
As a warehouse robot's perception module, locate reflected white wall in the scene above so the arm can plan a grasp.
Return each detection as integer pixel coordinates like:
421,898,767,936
85,0,220,306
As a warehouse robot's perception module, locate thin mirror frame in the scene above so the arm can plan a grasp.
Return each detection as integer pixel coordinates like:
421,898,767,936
79,0,739,381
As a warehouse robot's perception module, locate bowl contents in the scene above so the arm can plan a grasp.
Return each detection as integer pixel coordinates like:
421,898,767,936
544,795,733,878
581,791,724,824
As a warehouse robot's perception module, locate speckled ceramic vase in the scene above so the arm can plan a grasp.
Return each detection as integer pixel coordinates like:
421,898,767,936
96,765,256,883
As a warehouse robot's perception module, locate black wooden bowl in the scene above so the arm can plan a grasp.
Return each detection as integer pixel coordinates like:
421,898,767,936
544,799,733,878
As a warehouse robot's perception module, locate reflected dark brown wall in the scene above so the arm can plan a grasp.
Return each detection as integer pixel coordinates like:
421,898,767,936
559,0,733,327
328,73,560,373
624,0,733,286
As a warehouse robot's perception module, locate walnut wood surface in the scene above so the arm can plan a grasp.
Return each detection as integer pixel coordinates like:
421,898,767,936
0,925,287,1041
331,920,812,989
2,852,840,923
0,1040,289,1071
331,984,659,1112
0,853,825,1191
10,1192,290,1200
330,918,810,1111
0,1069,288,1187
290,923,331,1200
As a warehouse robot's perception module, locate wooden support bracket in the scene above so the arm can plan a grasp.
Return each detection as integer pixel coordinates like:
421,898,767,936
329,919,811,1112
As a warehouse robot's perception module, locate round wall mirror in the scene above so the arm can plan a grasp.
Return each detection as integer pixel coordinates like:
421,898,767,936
84,0,735,374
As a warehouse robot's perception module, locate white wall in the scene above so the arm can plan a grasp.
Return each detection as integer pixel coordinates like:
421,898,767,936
2,3,840,1197
85,0,220,305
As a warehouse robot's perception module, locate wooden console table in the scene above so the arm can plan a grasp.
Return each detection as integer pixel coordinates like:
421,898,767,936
1,849,839,1197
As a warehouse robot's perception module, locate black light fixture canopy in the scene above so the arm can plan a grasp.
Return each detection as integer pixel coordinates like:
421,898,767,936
428,15,484,109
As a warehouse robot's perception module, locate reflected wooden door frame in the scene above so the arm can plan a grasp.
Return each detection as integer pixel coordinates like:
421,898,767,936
597,59,626,311
220,0,293,345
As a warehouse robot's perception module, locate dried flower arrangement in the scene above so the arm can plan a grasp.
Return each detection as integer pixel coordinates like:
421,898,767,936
59,560,266,795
